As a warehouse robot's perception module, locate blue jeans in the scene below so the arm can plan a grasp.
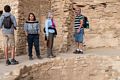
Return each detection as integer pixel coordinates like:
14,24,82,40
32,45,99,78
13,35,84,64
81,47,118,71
27,34,40,57
74,28,84,43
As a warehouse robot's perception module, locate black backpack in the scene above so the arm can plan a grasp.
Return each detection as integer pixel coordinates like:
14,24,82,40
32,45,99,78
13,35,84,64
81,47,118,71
2,15,13,29
83,16,89,29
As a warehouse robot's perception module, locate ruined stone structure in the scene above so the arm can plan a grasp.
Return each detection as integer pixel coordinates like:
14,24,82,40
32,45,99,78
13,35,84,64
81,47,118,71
1,54,120,80
1,0,120,80
0,0,51,58
73,0,120,48
15,55,120,80
0,0,120,58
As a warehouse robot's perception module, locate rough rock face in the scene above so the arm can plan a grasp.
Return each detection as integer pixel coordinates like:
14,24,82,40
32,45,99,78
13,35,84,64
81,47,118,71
72,0,120,48
0,0,51,58
0,0,120,57
17,0,51,55
1,55,120,80
50,0,120,51
51,0,74,52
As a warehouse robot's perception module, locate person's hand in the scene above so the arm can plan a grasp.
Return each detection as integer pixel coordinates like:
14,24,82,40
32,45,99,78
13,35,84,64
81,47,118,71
77,28,80,33
25,33,28,36
73,33,75,37
54,35,56,38
14,27,17,30
46,36,49,40
45,34,49,40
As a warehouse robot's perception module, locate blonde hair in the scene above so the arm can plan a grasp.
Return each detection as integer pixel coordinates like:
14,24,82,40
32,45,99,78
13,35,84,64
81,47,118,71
47,11,53,18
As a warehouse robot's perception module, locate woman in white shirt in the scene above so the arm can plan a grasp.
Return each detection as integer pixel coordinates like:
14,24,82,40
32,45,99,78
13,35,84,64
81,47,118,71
45,12,57,58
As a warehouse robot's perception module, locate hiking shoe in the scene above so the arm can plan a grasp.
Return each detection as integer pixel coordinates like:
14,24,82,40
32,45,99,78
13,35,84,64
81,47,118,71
47,55,56,58
6,59,11,66
73,50,82,54
73,50,78,54
29,56,33,60
47,56,51,58
78,51,83,54
37,56,42,59
80,51,83,54
51,55,56,58
11,59,19,65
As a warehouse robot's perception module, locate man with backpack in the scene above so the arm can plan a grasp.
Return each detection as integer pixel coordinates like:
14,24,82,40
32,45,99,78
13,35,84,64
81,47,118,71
0,5,19,65
73,8,85,54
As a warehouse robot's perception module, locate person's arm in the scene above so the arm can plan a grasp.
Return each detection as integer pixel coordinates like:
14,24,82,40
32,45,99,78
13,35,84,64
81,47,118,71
0,16,4,29
11,15,17,30
45,19,49,37
77,17,84,33
79,20,84,29
24,22,28,36
37,22,40,34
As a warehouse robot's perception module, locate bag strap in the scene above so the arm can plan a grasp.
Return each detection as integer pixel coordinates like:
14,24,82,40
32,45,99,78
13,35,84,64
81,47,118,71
2,14,11,18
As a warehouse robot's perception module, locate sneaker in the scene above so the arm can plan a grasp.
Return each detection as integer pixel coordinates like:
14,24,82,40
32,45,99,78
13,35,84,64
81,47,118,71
29,56,33,60
47,56,51,58
51,55,56,58
37,56,42,59
47,55,56,58
80,51,84,54
73,50,78,54
78,51,83,54
11,59,19,65
6,59,11,66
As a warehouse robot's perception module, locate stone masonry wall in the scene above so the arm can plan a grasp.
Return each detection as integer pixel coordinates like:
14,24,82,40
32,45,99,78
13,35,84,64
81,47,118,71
1,0,120,57
72,0,120,48
0,0,51,58
50,0,120,51
3,55,120,80
0,0,19,58
17,0,41,55
51,0,74,52
17,0,51,55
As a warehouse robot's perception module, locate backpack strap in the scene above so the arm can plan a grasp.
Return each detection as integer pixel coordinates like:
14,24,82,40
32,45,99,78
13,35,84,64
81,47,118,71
2,14,14,29
2,14,11,18
2,15,12,23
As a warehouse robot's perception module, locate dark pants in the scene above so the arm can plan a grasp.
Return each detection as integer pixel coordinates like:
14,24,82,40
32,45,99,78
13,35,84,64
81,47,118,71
47,33,54,56
27,34,40,57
